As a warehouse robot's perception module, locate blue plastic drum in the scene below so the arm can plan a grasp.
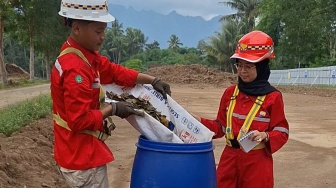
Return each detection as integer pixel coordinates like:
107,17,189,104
130,136,216,188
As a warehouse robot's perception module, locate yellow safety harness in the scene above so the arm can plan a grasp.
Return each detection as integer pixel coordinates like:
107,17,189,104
225,85,266,149
53,47,114,141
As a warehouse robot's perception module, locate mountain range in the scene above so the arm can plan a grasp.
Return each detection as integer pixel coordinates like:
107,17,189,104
108,4,225,49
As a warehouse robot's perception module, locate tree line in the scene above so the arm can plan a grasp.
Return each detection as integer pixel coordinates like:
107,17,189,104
0,0,199,86
202,0,335,72
0,0,335,86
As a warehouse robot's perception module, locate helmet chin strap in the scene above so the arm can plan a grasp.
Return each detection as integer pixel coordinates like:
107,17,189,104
251,47,274,63
64,18,73,27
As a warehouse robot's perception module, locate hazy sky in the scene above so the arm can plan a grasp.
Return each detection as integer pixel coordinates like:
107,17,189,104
110,0,234,20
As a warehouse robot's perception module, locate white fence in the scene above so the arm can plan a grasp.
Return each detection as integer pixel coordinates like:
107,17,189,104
269,66,336,86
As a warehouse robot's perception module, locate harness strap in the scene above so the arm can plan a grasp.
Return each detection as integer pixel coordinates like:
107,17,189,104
53,113,109,141
58,47,91,66
225,85,266,148
237,95,266,140
54,47,111,141
225,85,239,146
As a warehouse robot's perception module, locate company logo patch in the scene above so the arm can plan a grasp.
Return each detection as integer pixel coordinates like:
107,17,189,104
75,75,83,83
239,44,248,52
259,111,266,117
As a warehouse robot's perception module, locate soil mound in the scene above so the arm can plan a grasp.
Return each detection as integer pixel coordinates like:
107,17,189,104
5,64,29,79
0,64,30,84
143,64,237,88
0,116,68,188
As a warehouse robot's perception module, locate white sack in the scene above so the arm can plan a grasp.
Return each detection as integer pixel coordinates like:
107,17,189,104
103,84,214,143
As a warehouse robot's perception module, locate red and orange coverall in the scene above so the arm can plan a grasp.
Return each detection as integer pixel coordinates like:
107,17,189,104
201,85,289,188
51,37,139,170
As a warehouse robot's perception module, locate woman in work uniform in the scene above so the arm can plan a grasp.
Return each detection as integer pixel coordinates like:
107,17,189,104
193,30,289,188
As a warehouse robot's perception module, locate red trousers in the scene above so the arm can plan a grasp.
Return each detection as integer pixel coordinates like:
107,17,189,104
217,146,274,188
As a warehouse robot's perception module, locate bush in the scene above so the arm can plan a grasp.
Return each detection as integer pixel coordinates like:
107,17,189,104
124,59,142,71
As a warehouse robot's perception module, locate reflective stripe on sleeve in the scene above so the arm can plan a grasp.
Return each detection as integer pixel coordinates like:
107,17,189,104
273,127,289,134
55,60,63,76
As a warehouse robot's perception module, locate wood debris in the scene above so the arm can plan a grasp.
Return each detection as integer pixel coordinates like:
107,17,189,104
106,92,169,128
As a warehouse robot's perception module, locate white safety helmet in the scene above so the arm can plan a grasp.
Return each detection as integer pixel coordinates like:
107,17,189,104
59,0,115,23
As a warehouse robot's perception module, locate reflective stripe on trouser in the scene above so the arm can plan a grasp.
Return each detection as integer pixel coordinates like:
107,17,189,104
217,147,273,188
59,164,109,188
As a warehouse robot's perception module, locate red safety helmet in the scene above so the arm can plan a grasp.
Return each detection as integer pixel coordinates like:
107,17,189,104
230,30,275,63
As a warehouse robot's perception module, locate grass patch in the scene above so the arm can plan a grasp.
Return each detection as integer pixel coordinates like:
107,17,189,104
0,94,52,136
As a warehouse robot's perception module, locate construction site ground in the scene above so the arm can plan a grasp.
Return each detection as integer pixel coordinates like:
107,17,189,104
0,64,335,188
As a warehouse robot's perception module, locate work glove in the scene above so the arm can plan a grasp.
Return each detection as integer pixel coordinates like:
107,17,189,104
110,101,144,119
151,77,171,99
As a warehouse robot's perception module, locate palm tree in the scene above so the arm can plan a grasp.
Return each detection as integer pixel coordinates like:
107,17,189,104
219,0,260,32
200,20,244,72
167,34,183,51
111,19,124,36
124,28,147,56
100,20,126,64
145,40,160,50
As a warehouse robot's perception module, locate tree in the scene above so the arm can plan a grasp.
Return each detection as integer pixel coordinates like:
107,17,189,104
124,28,147,56
219,0,260,32
257,0,336,68
35,0,67,80
3,34,29,71
145,40,160,50
0,9,7,85
200,20,244,72
167,34,183,51
0,1,13,85
11,0,53,80
100,20,126,64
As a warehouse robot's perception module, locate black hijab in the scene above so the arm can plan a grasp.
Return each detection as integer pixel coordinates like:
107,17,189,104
237,59,277,96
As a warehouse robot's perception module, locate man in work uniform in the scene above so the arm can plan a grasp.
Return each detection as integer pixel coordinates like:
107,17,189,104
50,0,171,187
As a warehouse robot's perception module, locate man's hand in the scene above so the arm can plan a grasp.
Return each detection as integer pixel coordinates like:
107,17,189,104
151,77,171,99
111,101,144,118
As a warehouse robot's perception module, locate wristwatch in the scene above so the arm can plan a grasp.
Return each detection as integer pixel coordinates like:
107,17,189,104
264,132,269,142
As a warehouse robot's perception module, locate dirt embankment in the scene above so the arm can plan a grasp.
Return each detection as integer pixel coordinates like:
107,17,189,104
0,64,30,85
0,117,68,188
143,64,237,88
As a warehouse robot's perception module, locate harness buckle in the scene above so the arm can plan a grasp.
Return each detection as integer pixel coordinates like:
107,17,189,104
103,117,116,136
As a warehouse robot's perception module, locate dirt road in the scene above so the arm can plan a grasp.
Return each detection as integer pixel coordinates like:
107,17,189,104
0,84,50,109
0,84,335,188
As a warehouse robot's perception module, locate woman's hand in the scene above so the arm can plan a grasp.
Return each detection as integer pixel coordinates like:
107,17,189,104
250,130,269,142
